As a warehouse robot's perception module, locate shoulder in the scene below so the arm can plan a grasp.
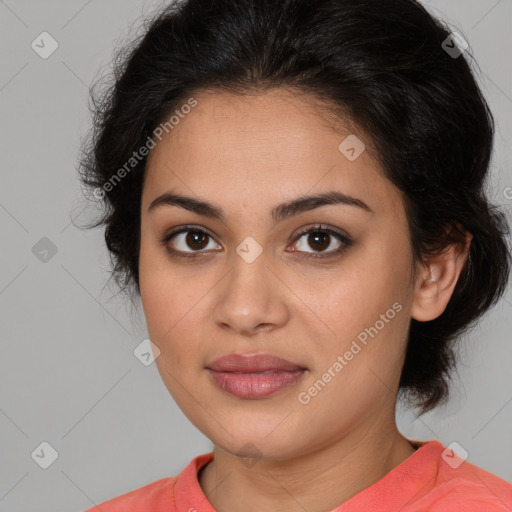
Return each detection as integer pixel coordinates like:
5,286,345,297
411,441,512,511
82,477,177,512
81,451,214,512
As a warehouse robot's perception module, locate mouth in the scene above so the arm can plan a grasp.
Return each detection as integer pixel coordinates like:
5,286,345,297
206,353,307,372
205,353,308,399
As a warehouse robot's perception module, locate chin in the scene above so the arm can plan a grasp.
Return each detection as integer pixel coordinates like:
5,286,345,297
209,429,306,463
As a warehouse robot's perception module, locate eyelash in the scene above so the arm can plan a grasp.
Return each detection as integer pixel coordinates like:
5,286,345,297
161,224,353,261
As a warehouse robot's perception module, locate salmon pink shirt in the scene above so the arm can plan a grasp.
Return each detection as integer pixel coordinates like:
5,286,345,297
84,440,512,511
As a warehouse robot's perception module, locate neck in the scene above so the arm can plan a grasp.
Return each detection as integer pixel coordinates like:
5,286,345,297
198,422,416,512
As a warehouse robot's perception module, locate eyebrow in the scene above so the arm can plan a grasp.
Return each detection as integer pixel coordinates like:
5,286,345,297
147,190,373,225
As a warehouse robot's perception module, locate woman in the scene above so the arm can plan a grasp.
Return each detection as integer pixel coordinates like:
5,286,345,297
79,0,512,510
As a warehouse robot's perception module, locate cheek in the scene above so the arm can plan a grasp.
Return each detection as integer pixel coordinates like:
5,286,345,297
139,248,212,374
139,232,187,324
297,254,396,332
302,241,411,372
140,279,197,356
139,242,184,350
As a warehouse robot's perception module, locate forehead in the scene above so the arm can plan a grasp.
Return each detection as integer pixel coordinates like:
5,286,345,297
148,88,360,163
143,88,404,220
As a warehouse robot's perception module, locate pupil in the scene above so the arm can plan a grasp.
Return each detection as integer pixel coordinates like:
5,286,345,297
309,232,329,251
187,231,207,249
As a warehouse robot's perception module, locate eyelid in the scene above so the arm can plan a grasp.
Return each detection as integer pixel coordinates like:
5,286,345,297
289,224,353,258
161,223,353,259
161,224,222,254
292,223,351,244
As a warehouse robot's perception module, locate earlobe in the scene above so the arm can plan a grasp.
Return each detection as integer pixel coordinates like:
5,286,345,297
411,230,472,322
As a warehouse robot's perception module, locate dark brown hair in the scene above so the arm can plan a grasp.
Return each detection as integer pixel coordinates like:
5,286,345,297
77,0,511,414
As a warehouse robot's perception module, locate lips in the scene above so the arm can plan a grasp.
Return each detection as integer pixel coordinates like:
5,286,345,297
205,353,307,399
206,353,306,372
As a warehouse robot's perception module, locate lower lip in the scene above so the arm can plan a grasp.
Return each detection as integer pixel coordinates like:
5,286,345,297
207,369,306,399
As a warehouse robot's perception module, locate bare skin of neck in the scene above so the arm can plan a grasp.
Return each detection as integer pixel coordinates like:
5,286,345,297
198,424,417,512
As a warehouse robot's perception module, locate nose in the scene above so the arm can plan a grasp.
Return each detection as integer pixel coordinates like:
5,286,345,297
211,250,290,337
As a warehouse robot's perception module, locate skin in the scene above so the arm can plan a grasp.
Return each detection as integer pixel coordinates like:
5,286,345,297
138,88,471,511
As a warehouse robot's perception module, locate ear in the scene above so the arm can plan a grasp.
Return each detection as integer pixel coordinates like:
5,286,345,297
411,227,473,322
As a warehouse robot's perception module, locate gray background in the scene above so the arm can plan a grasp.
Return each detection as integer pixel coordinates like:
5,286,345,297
0,1,511,510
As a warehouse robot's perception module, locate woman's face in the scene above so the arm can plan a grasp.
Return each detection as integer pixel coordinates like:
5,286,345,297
139,88,418,460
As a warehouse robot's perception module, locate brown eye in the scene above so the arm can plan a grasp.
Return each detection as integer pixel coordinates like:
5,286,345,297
290,224,353,259
161,224,353,261
307,231,330,252
185,231,209,250
162,226,222,258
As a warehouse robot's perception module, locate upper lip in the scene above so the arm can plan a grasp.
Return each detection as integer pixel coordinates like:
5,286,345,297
206,353,306,372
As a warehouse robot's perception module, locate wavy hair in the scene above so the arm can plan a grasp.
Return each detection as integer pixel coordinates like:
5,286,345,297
77,0,511,414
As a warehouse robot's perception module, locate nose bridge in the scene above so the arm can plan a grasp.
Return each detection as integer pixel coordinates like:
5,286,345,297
227,235,271,299
235,234,265,266
212,236,287,334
